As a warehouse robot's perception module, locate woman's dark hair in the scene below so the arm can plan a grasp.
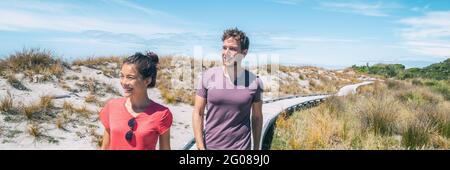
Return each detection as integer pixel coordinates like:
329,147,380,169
123,51,159,88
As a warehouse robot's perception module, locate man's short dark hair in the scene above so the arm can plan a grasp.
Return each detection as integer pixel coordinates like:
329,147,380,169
222,28,250,51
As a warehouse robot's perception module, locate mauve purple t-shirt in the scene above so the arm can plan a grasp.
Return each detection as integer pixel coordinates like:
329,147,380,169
196,67,263,150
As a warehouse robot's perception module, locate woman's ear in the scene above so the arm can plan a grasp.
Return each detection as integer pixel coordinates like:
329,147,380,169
144,77,152,87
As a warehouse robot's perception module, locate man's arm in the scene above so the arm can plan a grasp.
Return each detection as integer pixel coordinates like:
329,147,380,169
192,95,207,150
251,101,263,150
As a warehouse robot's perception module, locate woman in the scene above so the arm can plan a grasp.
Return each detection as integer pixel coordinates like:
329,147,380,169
100,52,172,150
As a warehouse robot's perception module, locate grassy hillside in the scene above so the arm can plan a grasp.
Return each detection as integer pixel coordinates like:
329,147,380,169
351,58,450,80
270,80,450,150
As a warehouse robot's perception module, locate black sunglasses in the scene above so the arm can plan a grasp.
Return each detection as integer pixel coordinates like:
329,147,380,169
125,118,136,142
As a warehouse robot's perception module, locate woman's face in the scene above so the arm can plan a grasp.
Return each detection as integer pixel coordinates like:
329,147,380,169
120,63,150,97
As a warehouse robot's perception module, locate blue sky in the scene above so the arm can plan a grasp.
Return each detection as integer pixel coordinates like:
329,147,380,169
1,0,449,69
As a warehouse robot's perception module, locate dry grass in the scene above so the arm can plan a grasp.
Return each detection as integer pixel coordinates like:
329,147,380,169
22,104,41,120
74,105,93,118
63,100,76,114
40,95,54,111
18,96,54,120
88,127,103,148
64,75,80,80
27,123,41,137
72,56,122,68
72,56,123,78
0,59,6,76
55,117,64,129
1,48,65,81
6,74,29,91
271,80,450,150
279,77,304,95
357,94,400,136
105,84,121,96
84,94,97,103
0,91,14,113
59,82,73,92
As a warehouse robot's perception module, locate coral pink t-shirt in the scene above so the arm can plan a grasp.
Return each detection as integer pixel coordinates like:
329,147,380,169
99,98,173,150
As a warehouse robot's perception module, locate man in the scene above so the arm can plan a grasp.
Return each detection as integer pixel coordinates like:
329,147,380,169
192,28,263,150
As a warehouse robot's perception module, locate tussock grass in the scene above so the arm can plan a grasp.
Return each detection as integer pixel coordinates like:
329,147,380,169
27,123,41,138
40,95,54,111
0,91,14,113
271,80,450,150
1,48,65,82
84,94,97,103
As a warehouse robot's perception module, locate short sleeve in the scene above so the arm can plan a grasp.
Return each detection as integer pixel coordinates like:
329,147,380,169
195,72,207,98
252,78,263,103
99,101,110,130
158,109,173,135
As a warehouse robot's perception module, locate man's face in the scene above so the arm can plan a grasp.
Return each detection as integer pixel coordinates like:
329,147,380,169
222,37,246,67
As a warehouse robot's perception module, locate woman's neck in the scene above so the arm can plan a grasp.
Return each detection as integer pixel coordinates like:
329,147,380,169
128,93,151,112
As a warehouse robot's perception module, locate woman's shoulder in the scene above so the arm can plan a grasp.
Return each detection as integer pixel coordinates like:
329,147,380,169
103,97,126,107
149,100,171,114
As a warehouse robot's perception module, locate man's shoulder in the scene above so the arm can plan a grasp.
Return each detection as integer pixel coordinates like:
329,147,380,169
200,67,222,78
204,66,222,74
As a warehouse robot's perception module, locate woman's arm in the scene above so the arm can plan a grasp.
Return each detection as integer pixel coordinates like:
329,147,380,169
159,129,171,150
101,129,110,150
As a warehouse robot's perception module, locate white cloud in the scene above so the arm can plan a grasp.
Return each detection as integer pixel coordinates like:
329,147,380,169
399,11,450,57
0,1,187,36
318,1,402,17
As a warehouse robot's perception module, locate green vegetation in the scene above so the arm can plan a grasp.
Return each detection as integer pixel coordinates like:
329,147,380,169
352,58,449,80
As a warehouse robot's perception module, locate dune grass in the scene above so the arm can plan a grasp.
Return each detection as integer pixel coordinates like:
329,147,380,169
27,123,41,138
72,56,123,78
0,91,14,113
1,48,66,82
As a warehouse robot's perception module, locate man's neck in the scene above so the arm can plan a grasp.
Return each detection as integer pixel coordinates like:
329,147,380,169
223,64,244,81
